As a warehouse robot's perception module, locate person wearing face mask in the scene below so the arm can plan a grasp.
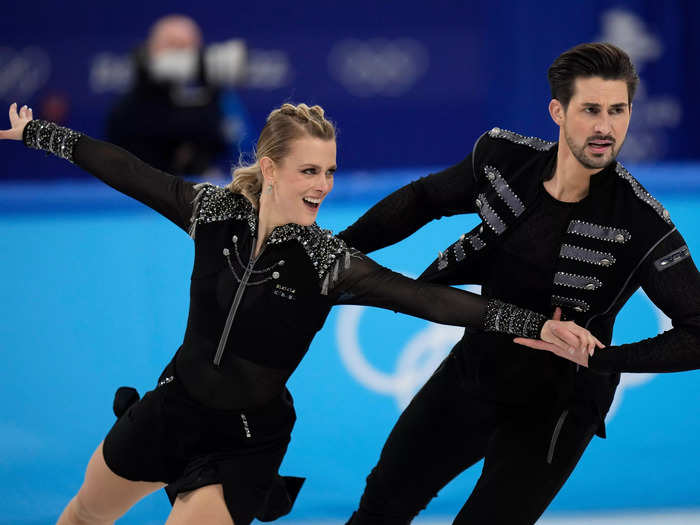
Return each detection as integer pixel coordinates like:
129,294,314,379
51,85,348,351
1,102,599,524
106,14,247,176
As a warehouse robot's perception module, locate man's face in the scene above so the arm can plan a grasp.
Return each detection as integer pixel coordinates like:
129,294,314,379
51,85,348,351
560,77,631,170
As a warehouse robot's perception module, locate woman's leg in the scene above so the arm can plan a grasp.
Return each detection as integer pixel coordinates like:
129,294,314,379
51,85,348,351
57,442,165,525
165,484,234,525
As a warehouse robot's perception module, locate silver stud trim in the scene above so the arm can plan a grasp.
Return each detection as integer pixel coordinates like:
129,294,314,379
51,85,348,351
559,244,616,267
469,233,486,251
554,272,603,291
615,163,672,224
488,127,556,151
552,295,591,313
454,237,467,261
567,220,630,244
476,193,506,235
483,165,525,217
435,230,488,271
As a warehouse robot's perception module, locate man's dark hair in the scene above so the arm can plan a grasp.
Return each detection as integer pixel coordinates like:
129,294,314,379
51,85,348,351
547,42,639,108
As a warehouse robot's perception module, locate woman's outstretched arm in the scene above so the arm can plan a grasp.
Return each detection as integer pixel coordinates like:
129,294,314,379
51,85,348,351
326,249,602,355
2,103,198,232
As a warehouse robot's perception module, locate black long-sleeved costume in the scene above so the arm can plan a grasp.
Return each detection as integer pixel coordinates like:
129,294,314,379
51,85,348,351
339,127,700,431
340,128,700,525
22,120,548,412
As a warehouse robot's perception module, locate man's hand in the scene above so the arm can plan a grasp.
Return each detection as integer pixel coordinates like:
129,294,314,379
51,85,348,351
513,307,605,367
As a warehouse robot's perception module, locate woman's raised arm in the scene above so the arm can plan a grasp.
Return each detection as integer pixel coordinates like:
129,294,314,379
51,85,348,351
2,103,198,233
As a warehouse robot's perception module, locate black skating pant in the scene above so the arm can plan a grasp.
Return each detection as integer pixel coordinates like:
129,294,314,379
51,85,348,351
346,348,599,525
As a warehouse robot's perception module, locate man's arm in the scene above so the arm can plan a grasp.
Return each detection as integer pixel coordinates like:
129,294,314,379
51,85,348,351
588,229,700,373
337,154,477,254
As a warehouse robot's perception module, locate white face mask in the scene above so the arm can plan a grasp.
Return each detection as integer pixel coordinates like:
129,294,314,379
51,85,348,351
148,49,198,83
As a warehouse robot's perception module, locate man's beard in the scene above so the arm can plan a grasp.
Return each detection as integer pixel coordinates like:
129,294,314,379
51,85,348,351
565,130,622,170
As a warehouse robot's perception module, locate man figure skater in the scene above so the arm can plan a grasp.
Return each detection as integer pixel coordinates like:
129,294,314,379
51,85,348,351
340,42,700,524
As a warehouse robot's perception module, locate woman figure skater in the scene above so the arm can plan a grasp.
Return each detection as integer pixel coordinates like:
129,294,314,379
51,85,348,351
0,102,601,525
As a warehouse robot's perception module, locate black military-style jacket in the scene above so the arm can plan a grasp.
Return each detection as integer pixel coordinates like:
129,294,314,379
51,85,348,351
424,127,673,330
341,127,700,437
418,128,689,429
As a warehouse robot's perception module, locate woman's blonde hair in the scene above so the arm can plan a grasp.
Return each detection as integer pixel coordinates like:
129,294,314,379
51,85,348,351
227,103,336,206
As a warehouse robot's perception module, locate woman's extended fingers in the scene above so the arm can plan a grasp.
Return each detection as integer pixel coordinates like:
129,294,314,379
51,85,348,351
9,102,19,125
0,103,32,141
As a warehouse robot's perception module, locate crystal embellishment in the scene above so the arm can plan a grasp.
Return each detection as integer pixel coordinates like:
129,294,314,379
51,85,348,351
483,299,547,338
23,119,83,164
488,127,556,152
189,184,257,239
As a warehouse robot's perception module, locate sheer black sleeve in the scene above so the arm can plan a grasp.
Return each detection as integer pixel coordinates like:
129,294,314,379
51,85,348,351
589,229,700,373
336,154,477,254
23,120,197,232
326,251,546,338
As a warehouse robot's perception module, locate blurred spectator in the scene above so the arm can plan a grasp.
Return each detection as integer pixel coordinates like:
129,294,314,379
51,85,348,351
106,15,247,175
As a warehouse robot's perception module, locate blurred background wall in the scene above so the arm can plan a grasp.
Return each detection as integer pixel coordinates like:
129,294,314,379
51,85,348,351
1,1,700,524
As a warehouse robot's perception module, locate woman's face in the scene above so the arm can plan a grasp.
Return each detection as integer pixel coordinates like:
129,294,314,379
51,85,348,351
263,136,336,227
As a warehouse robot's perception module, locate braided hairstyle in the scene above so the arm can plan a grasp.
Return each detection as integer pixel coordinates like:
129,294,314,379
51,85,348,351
228,103,336,206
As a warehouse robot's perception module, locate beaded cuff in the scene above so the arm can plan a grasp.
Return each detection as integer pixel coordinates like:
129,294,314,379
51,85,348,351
483,299,547,339
22,119,83,164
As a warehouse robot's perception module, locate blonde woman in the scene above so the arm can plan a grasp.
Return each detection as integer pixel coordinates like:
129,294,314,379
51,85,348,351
1,102,599,525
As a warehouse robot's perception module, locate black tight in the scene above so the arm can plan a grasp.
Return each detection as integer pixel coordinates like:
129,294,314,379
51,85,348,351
347,350,597,525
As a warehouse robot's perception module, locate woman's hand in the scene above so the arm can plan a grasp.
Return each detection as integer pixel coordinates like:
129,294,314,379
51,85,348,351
513,307,605,367
0,103,33,141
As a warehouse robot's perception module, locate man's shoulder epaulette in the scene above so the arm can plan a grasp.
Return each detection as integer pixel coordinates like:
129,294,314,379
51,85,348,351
614,162,672,225
487,127,556,152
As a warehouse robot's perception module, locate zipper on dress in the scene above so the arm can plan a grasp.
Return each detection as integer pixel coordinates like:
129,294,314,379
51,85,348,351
213,240,265,367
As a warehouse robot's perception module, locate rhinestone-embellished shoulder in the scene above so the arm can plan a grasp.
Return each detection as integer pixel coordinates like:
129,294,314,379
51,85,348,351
188,184,257,238
189,185,354,291
488,127,556,151
267,222,352,285
615,163,672,224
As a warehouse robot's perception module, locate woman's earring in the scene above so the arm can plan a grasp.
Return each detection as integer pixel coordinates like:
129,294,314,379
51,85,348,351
266,185,273,193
